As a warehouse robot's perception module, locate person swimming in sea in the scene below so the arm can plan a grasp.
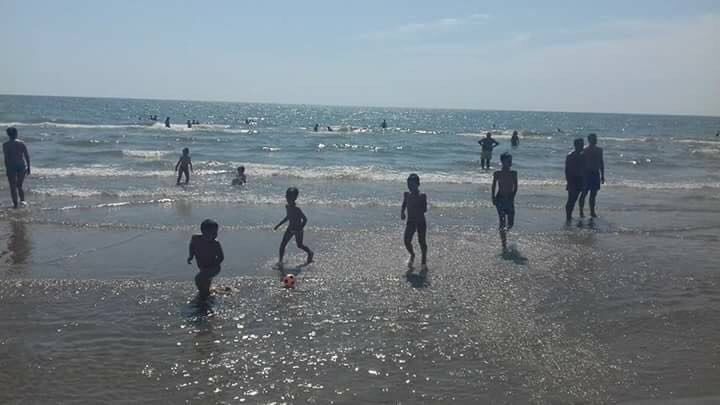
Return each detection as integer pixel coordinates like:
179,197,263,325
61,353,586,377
165,117,171,128
381,119,388,129
187,120,192,129
273,187,314,268
175,147,193,185
511,130,520,147
232,166,246,186
3,127,31,209
401,173,428,271
578,133,605,218
314,123,319,132
492,152,518,230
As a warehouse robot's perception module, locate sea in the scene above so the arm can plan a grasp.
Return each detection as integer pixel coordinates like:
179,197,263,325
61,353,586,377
0,94,719,404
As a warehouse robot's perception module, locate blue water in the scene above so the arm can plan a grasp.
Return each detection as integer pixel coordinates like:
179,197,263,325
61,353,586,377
1,95,718,214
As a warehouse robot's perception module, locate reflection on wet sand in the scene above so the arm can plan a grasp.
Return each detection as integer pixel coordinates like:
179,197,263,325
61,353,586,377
6,220,31,267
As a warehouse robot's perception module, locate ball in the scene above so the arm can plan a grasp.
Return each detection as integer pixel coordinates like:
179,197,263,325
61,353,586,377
282,274,296,289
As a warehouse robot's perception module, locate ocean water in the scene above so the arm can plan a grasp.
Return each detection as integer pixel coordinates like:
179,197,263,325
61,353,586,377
1,94,719,404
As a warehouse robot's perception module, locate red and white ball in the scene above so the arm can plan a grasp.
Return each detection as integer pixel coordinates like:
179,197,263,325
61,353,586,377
282,274,296,289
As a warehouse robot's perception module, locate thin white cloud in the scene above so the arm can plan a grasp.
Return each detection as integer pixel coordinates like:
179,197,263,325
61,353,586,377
358,13,489,40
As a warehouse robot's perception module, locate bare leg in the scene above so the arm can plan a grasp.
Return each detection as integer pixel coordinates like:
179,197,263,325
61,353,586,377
195,272,211,300
403,223,416,264
7,174,18,208
294,231,314,263
417,221,428,265
578,190,588,218
278,230,293,263
16,171,26,203
589,190,599,217
565,190,580,221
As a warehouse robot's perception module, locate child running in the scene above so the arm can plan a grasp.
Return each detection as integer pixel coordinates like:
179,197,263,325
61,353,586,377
401,173,428,271
274,187,314,268
175,147,193,185
232,166,247,186
187,219,224,300
492,153,518,230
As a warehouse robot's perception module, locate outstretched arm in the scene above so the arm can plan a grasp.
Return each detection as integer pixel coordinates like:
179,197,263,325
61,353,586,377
600,150,605,183
274,216,288,231
175,158,181,171
401,192,407,220
189,161,193,173
512,172,518,198
422,194,427,213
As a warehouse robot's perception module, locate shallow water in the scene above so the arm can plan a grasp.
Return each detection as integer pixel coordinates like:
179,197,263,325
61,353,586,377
0,95,719,403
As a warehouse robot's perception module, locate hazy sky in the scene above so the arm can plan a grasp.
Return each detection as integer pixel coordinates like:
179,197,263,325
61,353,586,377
1,0,718,115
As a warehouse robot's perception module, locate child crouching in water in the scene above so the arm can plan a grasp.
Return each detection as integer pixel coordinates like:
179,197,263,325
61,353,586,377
187,219,224,300
401,173,428,271
274,187,314,268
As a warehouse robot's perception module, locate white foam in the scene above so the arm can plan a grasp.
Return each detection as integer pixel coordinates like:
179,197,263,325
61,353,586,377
122,150,172,158
0,121,146,129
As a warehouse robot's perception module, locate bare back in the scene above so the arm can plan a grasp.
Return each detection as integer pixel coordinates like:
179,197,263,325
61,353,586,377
3,140,28,170
583,145,603,171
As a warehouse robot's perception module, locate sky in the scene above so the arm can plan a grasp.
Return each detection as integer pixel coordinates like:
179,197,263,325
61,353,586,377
1,0,719,116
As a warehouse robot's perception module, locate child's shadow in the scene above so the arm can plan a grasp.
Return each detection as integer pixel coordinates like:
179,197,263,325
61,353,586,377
405,267,430,288
499,229,528,265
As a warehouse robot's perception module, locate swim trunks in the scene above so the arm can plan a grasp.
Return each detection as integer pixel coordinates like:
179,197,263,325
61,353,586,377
584,170,601,191
495,195,515,217
481,150,492,160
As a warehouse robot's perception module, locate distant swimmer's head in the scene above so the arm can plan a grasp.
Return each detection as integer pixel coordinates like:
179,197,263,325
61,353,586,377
200,219,219,239
238,166,245,174
6,127,18,139
286,187,299,204
407,173,420,191
182,147,189,155
500,152,512,168
587,133,598,145
573,137,584,151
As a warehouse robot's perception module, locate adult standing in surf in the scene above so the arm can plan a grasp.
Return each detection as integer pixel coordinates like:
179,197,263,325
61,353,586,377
3,127,31,209
578,133,605,218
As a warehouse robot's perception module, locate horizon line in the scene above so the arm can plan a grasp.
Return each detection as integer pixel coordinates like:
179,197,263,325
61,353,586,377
1,92,718,119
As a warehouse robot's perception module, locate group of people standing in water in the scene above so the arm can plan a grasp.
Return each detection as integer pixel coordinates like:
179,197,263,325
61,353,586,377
475,130,605,223
3,123,605,300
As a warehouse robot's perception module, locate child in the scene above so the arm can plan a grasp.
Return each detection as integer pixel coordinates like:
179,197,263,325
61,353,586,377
491,153,518,230
232,166,247,186
187,219,224,300
401,173,428,271
273,187,314,267
175,147,193,185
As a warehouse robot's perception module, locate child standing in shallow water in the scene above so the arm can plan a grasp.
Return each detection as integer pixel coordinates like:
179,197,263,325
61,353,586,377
175,147,193,185
492,153,518,230
274,187,314,268
401,173,428,271
187,219,224,300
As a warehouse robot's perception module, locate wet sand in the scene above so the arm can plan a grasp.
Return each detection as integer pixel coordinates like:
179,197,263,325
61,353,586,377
1,205,719,404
